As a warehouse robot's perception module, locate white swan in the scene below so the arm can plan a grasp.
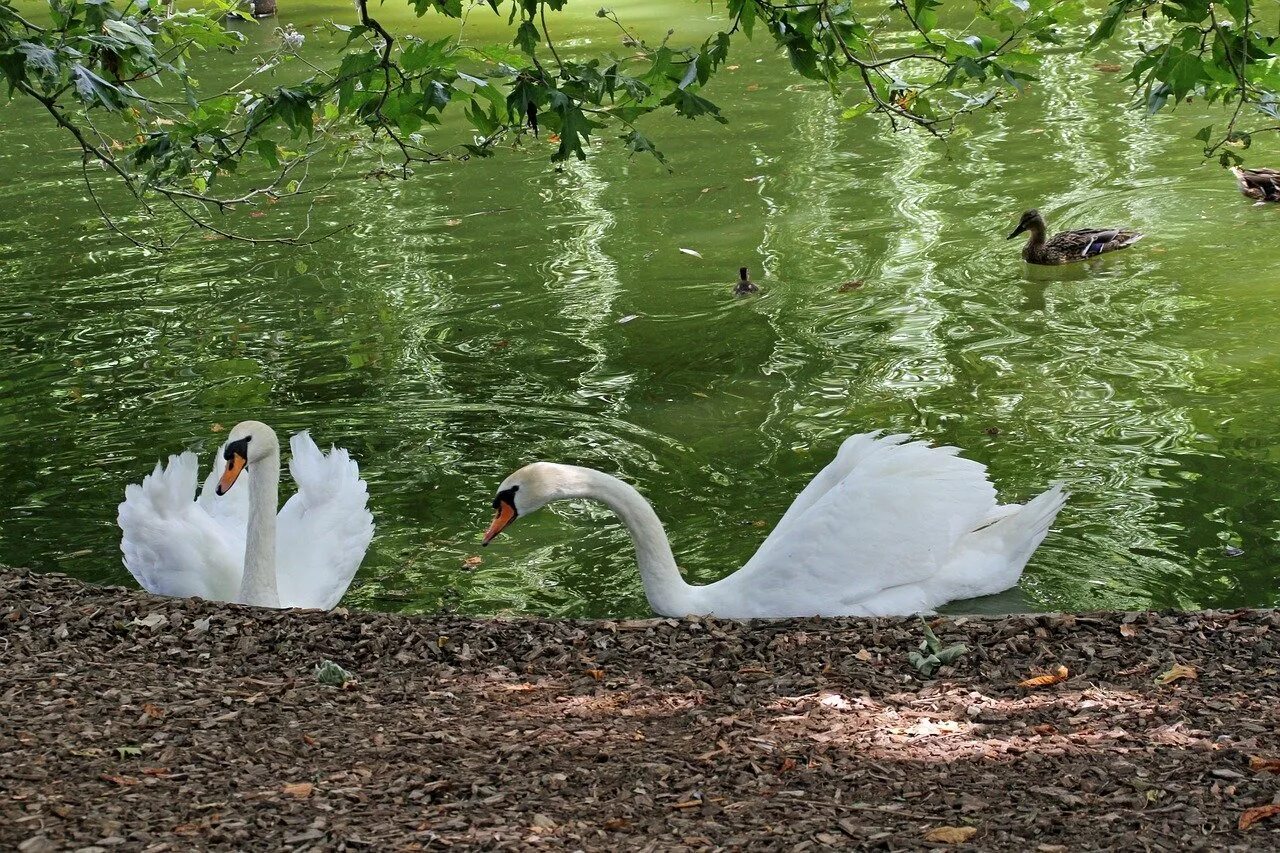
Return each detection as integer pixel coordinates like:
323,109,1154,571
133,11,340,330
482,432,1066,618
117,420,374,609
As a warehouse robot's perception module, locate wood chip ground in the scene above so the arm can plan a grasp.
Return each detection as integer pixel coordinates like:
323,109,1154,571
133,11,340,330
3,570,1279,850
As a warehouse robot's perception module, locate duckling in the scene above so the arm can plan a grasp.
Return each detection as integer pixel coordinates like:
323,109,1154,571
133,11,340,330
734,267,759,295
1008,209,1144,266
1231,167,1280,203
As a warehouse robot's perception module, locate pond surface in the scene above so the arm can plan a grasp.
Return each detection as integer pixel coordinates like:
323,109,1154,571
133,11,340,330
2,2,1280,617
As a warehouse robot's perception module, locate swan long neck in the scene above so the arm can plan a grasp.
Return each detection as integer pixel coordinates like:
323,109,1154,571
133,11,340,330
239,448,280,608
572,468,694,617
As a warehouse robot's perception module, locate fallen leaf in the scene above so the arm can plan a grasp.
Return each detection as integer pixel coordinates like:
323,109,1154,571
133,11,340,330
837,279,865,292
1094,62,1125,72
1119,623,1138,637
461,555,482,569
1156,663,1197,685
1249,756,1280,772
210,423,225,433
585,668,605,681
498,682,539,692
128,613,166,629
745,83,760,91
779,757,797,774
1240,803,1280,831
617,314,639,324
1032,723,1058,735
751,520,768,528
113,745,143,759
302,734,318,747
924,826,978,843
142,703,163,718
546,133,561,144
1019,665,1069,688
249,211,266,218
141,767,171,777
678,248,703,258
854,649,873,662
601,818,629,830
100,774,139,787
726,65,740,71
281,782,314,799
445,219,462,226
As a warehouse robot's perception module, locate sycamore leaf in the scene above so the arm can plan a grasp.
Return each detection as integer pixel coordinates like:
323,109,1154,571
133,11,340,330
1019,665,1068,688
282,781,314,798
1240,803,1280,831
1156,663,1197,685
923,826,978,843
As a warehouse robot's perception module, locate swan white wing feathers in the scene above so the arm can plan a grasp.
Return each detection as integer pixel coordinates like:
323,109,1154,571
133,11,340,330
275,431,375,609
118,449,244,602
695,434,1023,617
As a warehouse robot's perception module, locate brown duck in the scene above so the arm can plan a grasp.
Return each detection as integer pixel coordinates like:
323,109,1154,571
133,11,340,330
1008,209,1144,265
1231,167,1280,203
734,267,759,295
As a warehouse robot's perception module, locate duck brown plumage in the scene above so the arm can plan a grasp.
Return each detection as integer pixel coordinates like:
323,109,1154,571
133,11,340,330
1008,209,1144,266
1231,167,1280,203
734,267,759,295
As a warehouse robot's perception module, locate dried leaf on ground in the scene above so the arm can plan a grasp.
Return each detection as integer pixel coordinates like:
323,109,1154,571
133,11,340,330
924,825,978,843
461,556,482,569
1156,663,1197,685
1240,803,1280,830
1019,666,1069,688
282,782,314,799
1249,756,1280,772
1119,623,1138,637
100,774,138,787
837,280,865,292
678,248,702,258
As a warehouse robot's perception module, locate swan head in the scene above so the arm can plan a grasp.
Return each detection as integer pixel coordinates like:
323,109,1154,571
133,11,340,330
215,420,279,496
482,462,587,546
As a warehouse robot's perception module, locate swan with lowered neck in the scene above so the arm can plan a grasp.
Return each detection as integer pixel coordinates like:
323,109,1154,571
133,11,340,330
118,420,374,609
482,432,1066,618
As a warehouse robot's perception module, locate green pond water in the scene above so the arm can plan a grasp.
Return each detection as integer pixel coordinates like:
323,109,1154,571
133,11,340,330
2,2,1280,617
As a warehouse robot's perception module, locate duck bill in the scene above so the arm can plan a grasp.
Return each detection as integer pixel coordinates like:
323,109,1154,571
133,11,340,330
1007,224,1026,240
482,502,517,546
216,454,246,496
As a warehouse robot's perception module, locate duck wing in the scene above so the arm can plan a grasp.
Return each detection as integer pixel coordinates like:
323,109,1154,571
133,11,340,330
118,448,245,601
1232,167,1280,202
697,435,1003,617
1048,228,1144,259
275,432,374,609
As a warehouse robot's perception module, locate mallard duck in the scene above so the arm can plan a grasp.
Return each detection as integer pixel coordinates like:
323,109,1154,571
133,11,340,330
1231,167,1280,203
1007,209,1144,266
734,267,759,295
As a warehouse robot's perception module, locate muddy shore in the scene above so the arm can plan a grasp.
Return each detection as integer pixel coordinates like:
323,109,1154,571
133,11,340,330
3,569,1279,851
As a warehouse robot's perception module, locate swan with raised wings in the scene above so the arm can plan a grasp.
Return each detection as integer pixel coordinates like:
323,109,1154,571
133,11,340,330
481,433,1065,618
118,421,374,609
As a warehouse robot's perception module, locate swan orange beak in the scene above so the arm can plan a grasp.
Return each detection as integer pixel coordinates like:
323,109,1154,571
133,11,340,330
216,454,246,496
482,502,516,546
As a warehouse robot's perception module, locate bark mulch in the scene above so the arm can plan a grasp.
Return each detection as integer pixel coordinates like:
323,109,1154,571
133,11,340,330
3,569,1280,852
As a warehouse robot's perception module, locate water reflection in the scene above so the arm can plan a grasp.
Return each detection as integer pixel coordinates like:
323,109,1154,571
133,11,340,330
2,14,1280,615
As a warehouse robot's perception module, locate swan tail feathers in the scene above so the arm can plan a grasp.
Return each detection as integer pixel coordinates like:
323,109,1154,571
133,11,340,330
948,483,1066,599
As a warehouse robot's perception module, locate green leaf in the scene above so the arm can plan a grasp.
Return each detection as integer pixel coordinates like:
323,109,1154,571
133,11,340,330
1193,124,1214,144
621,129,666,165
514,20,539,56
71,65,127,110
